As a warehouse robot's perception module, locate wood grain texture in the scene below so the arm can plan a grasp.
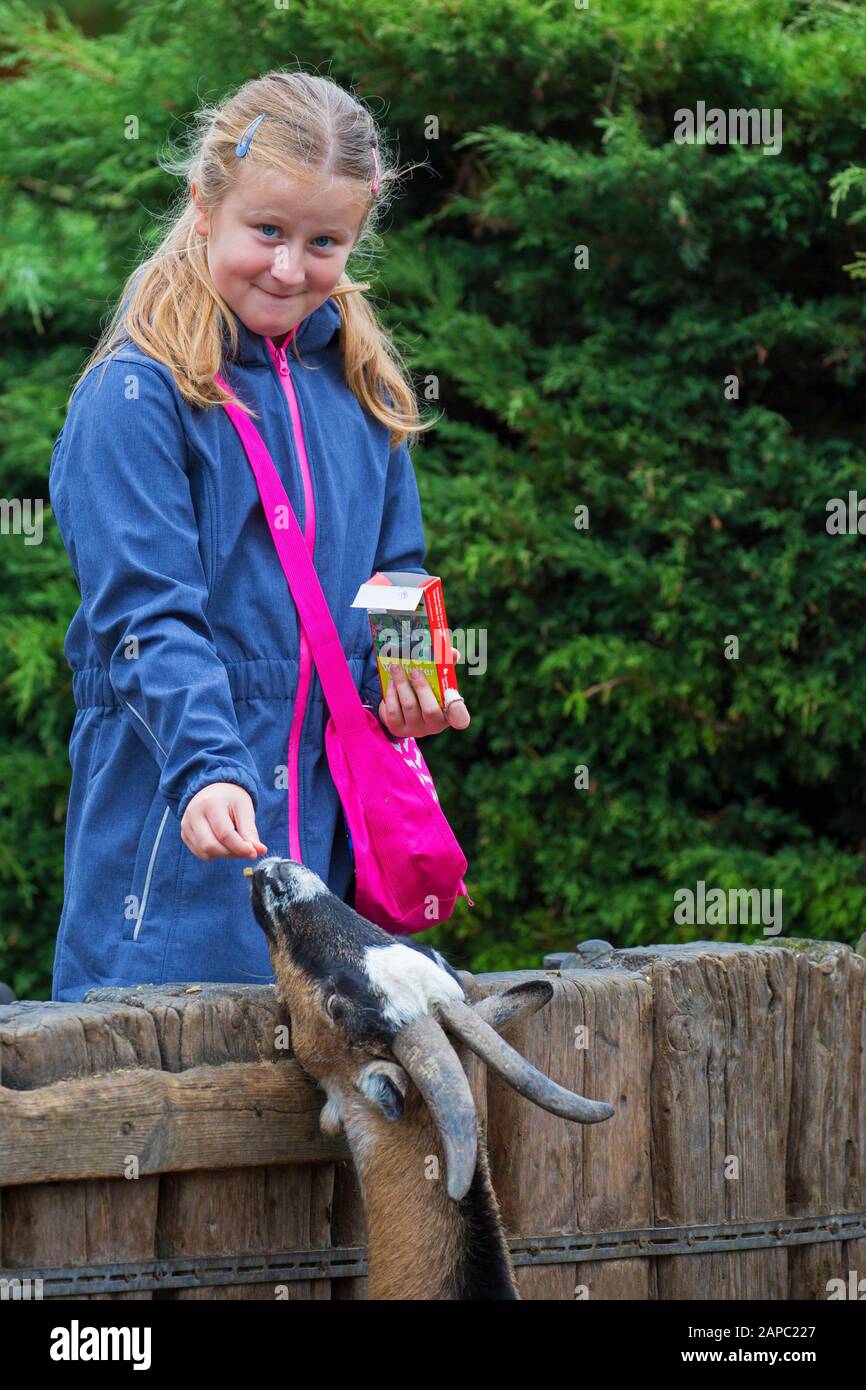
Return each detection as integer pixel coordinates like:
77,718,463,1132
0,996,166,1301
1,947,863,1301
81,985,337,1302
477,967,652,1301
784,943,866,1298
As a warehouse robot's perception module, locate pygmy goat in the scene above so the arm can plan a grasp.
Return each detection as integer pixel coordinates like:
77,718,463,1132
247,857,614,1300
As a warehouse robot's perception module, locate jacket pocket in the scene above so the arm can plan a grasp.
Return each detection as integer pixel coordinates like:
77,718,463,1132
123,787,174,943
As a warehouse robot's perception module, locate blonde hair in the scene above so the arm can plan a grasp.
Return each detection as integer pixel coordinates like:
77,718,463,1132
69,68,435,452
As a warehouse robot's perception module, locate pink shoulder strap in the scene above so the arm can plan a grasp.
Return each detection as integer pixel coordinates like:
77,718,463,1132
215,373,370,736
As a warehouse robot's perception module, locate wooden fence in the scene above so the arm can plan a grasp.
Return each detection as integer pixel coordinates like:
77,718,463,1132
1,939,864,1300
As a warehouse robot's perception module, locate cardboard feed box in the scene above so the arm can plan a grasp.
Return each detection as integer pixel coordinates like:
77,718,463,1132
351,571,460,710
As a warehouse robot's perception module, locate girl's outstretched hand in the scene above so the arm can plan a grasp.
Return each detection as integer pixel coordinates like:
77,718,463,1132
181,782,268,861
377,663,470,740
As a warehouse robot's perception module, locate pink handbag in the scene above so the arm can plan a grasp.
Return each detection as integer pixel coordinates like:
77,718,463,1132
215,376,474,934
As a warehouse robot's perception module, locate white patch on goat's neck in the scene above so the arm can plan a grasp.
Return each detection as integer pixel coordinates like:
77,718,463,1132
364,943,465,1027
320,1077,387,1176
319,1090,345,1138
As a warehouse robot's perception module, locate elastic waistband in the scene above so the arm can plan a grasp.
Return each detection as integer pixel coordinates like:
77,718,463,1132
71,654,368,709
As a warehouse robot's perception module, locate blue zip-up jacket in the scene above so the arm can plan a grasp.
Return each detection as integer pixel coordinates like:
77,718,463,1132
49,296,429,1003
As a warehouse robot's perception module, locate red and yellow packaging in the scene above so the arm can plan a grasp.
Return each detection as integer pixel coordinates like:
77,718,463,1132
351,571,459,710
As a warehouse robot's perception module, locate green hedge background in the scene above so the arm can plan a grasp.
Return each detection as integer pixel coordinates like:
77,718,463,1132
2,0,866,999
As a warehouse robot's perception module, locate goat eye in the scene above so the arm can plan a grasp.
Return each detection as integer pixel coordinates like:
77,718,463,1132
324,990,344,1020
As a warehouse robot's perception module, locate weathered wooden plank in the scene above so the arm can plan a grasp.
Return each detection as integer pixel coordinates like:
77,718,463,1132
478,967,652,1301
847,942,866,1298
2,948,862,1302
328,1161,368,1301
80,983,291,1071
83,985,341,1302
154,1164,336,1302
0,999,163,1088
0,998,167,1300
640,944,794,1300
783,943,866,1298
0,1061,348,1186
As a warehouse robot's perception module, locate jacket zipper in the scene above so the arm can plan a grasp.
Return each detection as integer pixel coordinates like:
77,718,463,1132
133,805,171,941
266,336,315,862
121,696,171,941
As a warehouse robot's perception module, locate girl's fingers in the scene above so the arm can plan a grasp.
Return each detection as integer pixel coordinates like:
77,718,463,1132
231,800,268,857
197,806,260,859
394,666,438,733
394,666,446,735
389,664,417,717
409,668,470,731
408,667,448,723
179,784,267,861
384,666,409,731
182,821,225,860
443,689,470,729
378,665,470,739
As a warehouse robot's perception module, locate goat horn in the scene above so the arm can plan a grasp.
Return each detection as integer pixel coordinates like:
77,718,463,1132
435,998,615,1124
390,1011,479,1201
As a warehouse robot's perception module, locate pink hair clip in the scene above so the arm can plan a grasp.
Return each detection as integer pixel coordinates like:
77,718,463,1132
371,140,380,195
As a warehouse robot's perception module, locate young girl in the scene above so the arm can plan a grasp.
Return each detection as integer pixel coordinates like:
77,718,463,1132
49,69,470,1004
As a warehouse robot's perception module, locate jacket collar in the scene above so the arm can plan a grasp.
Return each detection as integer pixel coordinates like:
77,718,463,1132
222,295,342,367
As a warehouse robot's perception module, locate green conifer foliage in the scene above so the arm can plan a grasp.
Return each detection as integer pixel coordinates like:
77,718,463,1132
2,0,866,994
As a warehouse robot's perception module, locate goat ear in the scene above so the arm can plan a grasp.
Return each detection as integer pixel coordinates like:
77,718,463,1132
357,1062,408,1122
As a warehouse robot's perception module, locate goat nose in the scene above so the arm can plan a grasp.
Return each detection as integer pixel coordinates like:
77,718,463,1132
262,858,295,887
258,856,328,902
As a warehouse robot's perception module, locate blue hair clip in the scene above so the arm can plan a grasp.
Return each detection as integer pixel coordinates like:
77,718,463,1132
236,113,266,158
